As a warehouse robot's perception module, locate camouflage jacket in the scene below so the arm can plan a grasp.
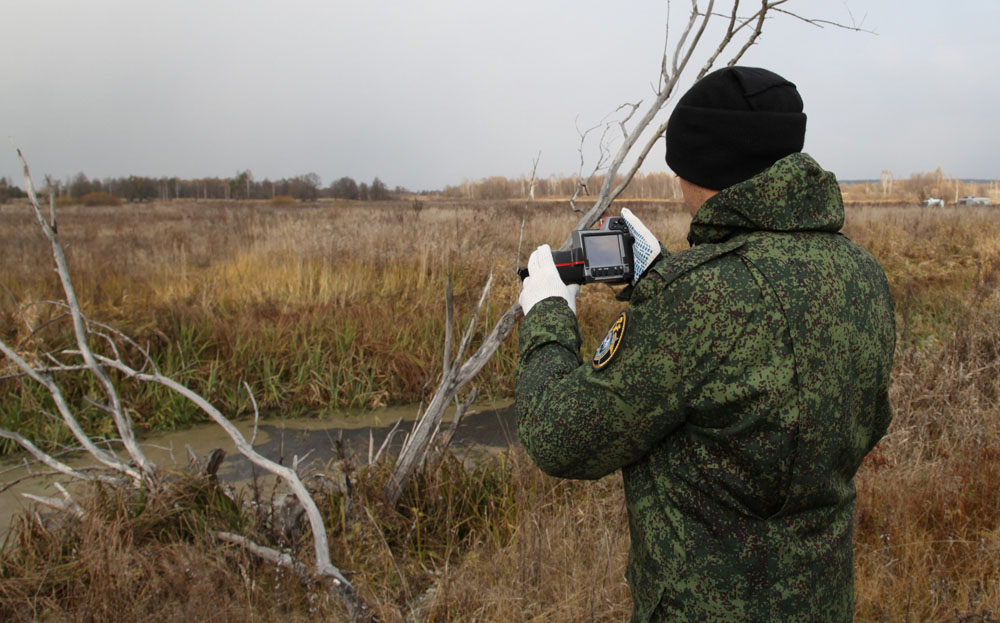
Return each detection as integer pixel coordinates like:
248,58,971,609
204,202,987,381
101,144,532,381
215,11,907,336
516,153,895,622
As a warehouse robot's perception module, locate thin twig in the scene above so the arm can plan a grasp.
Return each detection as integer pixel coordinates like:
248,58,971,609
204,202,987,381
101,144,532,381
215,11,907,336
516,152,541,271
454,272,493,364
0,429,111,484
244,380,261,445
14,311,71,349
772,6,872,32
373,418,405,465
438,387,478,450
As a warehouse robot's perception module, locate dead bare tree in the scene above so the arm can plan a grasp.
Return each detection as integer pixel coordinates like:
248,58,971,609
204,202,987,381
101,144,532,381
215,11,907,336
383,0,867,506
0,149,375,622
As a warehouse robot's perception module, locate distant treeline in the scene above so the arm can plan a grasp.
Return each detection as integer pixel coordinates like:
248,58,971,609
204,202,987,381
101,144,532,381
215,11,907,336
840,168,1000,204
0,171,398,203
441,171,683,201
2,166,997,206
0,177,27,202
443,168,1000,204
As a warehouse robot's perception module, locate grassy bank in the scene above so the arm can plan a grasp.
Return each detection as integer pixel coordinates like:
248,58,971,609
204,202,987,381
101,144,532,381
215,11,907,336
1,199,999,620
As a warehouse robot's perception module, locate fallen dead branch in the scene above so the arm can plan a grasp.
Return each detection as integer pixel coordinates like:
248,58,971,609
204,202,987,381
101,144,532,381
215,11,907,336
1,147,376,622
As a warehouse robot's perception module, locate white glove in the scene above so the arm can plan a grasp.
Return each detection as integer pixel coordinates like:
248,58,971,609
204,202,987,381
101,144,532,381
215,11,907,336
519,244,581,316
621,208,661,285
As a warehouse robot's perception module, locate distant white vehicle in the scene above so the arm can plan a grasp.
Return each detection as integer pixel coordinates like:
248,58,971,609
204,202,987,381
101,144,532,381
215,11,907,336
956,196,992,206
922,198,944,207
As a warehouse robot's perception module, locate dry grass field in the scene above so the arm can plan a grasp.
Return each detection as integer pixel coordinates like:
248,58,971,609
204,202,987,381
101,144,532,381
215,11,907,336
1,198,998,621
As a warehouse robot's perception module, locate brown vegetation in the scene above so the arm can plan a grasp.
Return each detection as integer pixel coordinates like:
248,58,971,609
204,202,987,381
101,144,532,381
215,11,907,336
1,198,676,449
443,167,1000,205
269,194,298,205
1,199,999,621
845,207,1000,622
80,191,123,207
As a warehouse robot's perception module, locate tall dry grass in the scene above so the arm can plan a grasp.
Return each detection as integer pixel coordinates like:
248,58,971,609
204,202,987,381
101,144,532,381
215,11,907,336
1,199,999,621
0,199,687,451
0,446,628,621
844,207,1000,622
0,473,324,623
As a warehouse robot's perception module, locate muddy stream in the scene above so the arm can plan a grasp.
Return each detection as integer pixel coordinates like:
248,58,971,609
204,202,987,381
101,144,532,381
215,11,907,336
0,401,516,535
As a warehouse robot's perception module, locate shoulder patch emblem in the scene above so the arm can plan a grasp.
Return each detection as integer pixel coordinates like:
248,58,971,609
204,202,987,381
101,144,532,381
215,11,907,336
592,310,629,370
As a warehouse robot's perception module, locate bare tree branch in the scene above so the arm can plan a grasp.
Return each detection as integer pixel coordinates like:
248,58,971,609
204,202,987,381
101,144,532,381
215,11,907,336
437,387,478,451
384,273,495,505
22,490,86,521
696,0,743,77
6,148,375,622
213,531,373,621
0,338,138,478
516,153,541,270
92,355,349,577
92,352,375,621
215,530,311,576
726,0,772,67
454,272,492,364
772,6,873,32
17,149,153,479
0,428,113,483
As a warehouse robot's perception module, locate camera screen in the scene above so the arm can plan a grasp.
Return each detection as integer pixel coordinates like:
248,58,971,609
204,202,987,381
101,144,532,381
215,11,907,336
583,234,623,268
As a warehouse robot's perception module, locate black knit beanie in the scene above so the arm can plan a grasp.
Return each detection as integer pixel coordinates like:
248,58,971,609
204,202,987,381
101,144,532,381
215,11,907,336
665,66,806,190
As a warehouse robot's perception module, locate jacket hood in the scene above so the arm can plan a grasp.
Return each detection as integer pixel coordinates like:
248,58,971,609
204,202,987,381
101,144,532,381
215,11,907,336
688,152,844,245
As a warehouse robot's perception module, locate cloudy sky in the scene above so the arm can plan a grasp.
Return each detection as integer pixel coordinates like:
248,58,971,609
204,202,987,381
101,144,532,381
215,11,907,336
2,1,998,191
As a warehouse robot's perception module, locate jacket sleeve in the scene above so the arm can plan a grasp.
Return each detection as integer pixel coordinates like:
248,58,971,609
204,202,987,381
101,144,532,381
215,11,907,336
515,241,751,481
515,283,685,480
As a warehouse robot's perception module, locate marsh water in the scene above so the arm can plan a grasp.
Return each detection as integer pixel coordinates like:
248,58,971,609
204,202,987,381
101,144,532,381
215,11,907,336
0,401,516,534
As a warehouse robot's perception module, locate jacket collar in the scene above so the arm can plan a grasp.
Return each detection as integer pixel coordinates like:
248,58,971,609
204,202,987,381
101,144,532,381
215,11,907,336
688,152,844,245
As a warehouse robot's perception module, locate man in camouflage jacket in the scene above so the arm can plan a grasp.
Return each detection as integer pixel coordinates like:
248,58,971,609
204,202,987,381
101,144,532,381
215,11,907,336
516,67,895,622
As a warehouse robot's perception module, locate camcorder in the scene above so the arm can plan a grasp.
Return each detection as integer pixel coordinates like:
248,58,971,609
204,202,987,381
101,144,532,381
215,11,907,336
518,216,635,286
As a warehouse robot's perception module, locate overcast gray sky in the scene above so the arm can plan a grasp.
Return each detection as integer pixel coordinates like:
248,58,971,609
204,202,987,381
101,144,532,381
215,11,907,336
2,1,998,191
